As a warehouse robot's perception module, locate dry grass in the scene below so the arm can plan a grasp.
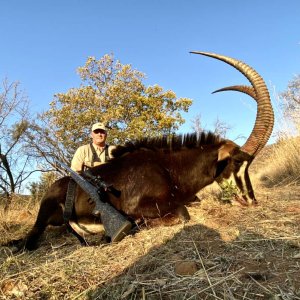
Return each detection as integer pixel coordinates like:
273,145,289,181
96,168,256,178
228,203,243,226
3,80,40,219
1,183,300,299
1,144,300,299
257,136,300,187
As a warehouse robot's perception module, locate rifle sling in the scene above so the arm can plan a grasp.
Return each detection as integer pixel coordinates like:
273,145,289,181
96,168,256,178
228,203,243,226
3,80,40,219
64,178,77,223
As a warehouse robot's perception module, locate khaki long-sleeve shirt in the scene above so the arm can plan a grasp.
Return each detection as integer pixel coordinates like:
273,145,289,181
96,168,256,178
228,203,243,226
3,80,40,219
71,143,115,172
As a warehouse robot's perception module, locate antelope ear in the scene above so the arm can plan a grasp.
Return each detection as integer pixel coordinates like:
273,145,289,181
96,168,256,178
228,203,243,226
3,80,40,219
218,141,238,161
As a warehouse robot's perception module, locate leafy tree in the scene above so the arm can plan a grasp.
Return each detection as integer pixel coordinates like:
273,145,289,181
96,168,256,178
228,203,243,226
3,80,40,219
0,79,36,209
26,54,192,169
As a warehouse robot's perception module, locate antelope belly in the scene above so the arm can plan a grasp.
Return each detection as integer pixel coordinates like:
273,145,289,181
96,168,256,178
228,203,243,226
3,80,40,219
69,220,104,236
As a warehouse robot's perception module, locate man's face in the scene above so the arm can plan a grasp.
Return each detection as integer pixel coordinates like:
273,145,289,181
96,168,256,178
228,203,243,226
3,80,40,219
91,129,107,146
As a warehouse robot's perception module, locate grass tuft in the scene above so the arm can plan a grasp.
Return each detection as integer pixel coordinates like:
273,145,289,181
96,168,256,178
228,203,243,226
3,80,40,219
258,136,300,187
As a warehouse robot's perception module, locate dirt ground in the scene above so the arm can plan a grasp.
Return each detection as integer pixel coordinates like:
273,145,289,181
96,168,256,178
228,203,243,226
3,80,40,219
1,184,300,300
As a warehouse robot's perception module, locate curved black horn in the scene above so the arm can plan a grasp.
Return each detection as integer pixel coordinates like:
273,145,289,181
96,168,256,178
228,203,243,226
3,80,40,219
191,51,274,156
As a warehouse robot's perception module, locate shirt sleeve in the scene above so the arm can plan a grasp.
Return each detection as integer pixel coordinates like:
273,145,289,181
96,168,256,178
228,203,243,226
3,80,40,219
71,147,85,172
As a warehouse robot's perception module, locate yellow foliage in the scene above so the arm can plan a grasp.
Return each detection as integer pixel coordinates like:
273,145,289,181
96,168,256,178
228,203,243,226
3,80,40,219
40,54,192,155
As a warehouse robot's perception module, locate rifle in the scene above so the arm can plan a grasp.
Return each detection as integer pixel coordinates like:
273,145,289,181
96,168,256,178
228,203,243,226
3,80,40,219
83,169,121,198
55,159,132,242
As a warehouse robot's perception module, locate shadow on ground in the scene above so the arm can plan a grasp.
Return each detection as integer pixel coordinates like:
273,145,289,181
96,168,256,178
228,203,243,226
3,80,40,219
88,223,300,300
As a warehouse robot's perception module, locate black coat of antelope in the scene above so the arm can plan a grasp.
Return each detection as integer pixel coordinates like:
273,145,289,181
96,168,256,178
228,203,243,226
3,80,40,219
6,52,274,251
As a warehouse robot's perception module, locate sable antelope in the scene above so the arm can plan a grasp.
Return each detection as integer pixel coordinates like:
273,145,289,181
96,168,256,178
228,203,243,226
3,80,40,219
5,52,274,251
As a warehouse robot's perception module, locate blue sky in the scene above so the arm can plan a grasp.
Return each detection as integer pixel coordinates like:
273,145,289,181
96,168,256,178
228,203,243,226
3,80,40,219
1,0,299,145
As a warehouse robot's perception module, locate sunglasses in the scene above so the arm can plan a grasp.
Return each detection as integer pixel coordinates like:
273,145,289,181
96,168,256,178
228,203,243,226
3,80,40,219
93,129,106,134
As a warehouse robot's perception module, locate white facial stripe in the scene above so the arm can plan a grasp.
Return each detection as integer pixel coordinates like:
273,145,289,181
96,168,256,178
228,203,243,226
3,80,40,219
237,161,248,183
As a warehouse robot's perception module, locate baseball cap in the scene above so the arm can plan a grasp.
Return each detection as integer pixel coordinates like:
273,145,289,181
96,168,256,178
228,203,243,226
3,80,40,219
91,122,107,132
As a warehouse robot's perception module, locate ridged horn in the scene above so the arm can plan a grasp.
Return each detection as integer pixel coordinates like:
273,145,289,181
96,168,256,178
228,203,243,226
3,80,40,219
212,85,256,99
190,51,274,156
212,85,273,154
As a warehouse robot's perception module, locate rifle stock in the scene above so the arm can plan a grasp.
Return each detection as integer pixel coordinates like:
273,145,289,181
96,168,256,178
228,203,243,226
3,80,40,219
55,159,131,242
